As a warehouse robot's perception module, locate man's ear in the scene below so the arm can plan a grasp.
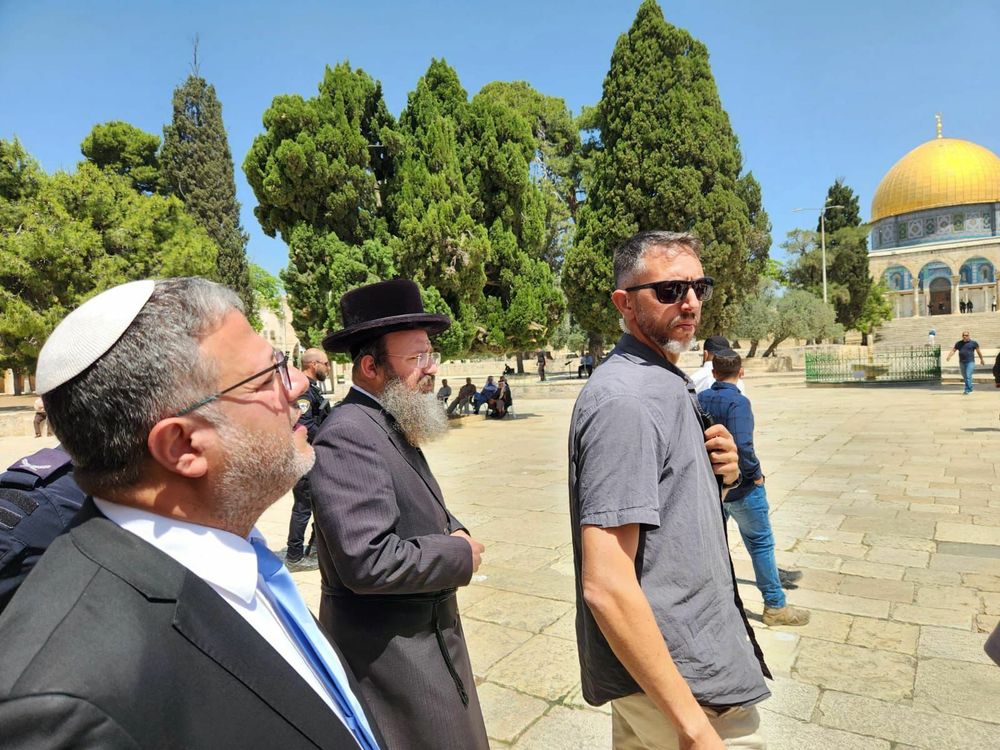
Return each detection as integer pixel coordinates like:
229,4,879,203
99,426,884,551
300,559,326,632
611,289,631,318
147,417,211,479
739,367,745,379
357,353,381,381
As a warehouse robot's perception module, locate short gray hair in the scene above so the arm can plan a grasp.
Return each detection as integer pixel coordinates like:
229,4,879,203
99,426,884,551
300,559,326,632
43,277,242,496
613,230,702,288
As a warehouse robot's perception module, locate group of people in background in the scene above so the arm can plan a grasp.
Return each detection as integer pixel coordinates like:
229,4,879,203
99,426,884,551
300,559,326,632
439,375,513,418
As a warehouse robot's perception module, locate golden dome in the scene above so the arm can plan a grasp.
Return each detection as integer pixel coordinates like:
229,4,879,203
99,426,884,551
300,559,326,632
870,137,1000,222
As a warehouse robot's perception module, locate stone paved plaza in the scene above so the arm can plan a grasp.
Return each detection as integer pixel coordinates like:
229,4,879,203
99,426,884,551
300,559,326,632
6,376,1000,748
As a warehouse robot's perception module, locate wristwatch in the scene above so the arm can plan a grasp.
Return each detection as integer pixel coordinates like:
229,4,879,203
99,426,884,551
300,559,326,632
721,472,742,490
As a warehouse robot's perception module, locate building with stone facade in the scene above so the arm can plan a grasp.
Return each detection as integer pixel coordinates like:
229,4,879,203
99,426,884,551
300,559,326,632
868,120,1000,319
259,296,302,364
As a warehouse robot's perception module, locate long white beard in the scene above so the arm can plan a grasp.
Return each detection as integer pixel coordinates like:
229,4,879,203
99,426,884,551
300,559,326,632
380,377,449,446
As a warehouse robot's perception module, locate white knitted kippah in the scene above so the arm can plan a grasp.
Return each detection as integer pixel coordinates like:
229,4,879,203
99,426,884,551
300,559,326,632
36,280,156,395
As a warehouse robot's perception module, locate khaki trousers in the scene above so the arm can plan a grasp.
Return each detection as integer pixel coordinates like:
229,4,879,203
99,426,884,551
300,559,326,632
611,692,766,750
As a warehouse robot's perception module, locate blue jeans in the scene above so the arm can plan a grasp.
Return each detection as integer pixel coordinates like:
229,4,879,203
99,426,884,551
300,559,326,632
961,360,975,393
724,485,785,609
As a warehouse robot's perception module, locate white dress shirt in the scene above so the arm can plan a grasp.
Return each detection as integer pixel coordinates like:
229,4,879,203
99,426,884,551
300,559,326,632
690,360,745,394
93,498,367,746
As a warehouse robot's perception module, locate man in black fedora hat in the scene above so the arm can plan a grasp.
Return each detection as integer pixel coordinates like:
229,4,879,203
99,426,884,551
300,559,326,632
309,279,489,750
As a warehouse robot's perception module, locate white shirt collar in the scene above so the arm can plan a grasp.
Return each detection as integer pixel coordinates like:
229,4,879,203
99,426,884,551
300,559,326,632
93,497,261,604
351,384,383,407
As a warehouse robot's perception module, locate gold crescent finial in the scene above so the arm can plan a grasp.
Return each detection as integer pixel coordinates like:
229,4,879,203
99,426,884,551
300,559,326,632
935,113,942,138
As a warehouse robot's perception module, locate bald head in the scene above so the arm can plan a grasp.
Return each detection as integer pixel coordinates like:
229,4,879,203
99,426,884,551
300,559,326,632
301,348,330,381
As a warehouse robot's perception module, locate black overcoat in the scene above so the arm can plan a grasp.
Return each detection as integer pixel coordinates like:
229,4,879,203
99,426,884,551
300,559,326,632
0,501,384,749
310,388,489,750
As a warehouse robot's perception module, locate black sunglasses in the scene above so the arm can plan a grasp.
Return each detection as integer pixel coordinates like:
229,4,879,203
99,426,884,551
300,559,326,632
175,349,293,417
624,276,714,304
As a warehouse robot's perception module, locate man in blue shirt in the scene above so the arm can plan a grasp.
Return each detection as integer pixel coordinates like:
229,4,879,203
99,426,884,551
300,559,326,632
946,330,984,394
698,350,810,627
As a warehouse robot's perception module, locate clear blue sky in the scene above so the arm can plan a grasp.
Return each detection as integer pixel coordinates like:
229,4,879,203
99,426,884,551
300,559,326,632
3,0,998,277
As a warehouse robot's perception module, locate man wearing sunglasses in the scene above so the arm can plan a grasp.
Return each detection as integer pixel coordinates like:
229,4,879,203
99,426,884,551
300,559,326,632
569,231,771,750
310,279,489,750
0,278,384,749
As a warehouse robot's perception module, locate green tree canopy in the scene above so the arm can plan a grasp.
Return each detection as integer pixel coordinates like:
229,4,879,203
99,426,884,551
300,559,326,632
245,62,398,345
856,280,893,345
730,280,778,357
80,121,162,194
563,0,770,344
786,179,871,330
250,263,284,316
280,224,396,349
761,288,843,357
162,74,255,320
477,81,583,269
385,59,488,311
0,156,216,373
244,62,394,245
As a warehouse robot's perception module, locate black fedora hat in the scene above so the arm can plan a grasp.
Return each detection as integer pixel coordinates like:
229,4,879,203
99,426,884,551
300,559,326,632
322,279,451,354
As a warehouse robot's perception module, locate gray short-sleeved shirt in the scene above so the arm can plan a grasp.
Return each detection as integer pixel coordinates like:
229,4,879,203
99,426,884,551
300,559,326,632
569,334,770,707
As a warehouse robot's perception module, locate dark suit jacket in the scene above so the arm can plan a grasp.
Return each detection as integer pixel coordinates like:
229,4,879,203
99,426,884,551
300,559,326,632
311,389,471,596
0,502,383,750
310,388,488,750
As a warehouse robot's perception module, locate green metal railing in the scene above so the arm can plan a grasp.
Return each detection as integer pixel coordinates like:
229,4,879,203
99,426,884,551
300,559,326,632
805,346,941,385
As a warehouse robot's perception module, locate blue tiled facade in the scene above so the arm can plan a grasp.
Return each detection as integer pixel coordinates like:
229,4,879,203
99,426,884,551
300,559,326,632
870,203,999,250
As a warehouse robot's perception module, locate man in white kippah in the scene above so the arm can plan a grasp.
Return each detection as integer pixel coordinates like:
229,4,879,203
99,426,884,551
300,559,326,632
0,278,384,750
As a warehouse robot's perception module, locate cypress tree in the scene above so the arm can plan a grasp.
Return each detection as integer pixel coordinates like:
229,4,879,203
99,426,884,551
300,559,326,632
563,0,770,342
384,59,488,353
162,73,255,319
821,179,871,330
460,88,564,354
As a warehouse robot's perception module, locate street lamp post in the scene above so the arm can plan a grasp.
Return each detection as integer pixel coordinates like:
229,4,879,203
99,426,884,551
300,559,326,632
793,203,844,304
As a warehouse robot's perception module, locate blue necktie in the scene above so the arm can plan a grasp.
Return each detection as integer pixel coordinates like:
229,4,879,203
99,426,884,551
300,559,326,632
250,538,380,750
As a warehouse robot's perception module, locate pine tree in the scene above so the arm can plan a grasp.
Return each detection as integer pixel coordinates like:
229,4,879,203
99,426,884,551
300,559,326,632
563,0,770,343
80,121,162,194
244,62,395,344
0,152,216,375
162,70,255,320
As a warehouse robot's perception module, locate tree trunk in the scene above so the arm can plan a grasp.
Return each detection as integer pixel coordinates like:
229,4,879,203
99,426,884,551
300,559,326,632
515,352,524,374
860,330,869,346
761,337,786,358
747,340,759,358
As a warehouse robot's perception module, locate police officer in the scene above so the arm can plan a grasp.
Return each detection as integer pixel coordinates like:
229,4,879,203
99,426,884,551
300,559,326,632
0,446,87,613
285,348,332,567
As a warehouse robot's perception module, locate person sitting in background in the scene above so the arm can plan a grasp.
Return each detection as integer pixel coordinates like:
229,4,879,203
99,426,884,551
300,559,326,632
473,376,498,415
487,376,513,419
436,379,452,405
448,377,478,415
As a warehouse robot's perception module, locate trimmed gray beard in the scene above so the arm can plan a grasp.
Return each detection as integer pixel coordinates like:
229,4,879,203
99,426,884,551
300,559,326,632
665,337,697,356
380,376,449,446
210,410,315,533
620,316,697,357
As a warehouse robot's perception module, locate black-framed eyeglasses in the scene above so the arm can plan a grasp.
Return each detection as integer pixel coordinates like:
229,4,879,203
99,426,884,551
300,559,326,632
174,349,292,416
624,276,714,304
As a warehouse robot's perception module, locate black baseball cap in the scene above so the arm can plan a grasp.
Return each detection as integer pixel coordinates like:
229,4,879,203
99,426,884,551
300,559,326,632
703,335,730,353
